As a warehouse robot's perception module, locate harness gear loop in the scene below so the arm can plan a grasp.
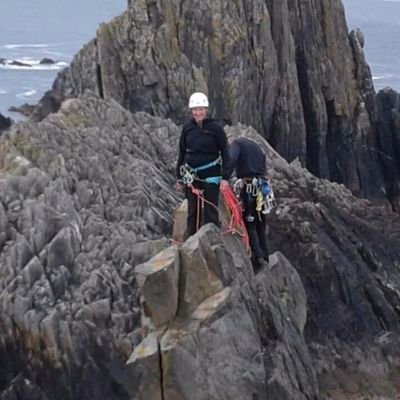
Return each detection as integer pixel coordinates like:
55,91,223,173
241,177,277,216
180,156,222,186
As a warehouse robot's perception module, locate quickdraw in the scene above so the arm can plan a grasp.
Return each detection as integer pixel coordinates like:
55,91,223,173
233,177,277,215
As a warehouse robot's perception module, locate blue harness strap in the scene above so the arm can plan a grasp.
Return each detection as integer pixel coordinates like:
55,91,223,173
192,156,221,172
181,156,222,185
204,176,222,184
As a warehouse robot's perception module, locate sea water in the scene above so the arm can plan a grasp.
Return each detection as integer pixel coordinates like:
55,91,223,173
0,0,126,119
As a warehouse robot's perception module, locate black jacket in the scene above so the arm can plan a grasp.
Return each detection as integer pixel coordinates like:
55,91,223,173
176,118,230,180
226,137,266,178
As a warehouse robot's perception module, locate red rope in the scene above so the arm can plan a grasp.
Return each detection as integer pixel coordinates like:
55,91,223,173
220,185,250,252
187,184,250,253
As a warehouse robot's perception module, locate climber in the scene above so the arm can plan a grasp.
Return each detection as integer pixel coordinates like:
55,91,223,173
226,136,270,271
176,92,230,237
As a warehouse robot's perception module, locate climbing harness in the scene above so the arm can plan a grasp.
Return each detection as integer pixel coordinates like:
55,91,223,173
179,156,222,186
191,156,221,172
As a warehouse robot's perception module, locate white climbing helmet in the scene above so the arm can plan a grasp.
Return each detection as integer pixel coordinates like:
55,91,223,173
188,92,209,108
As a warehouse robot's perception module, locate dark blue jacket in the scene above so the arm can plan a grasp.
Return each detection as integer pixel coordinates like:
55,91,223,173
176,118,230,180
227,137,266,178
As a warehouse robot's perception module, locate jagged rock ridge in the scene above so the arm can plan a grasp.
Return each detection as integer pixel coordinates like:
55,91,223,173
0,93,180,400
1,93,400,399
128,224,318,400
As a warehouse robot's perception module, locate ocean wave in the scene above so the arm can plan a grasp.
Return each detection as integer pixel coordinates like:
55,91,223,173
17,89,38,99
369,62,390,68
3,44,50,49
373,74,394,80
0,89,6,95
0,59,69,71
43,49,71,59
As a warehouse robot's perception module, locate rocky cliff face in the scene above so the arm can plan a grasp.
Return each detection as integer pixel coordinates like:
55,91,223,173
36,0,400,206
376,88,400,212
0,113,12,134
1,92,400,399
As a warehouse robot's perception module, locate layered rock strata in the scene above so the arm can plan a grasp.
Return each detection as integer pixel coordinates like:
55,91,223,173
1,92,400,399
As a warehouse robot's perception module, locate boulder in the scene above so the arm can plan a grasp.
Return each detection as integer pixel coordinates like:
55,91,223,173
39,58,56,65
8,103,35,117
9,60,31,67
0,113,12,133
135,246,180,328
125,333,162,400
178,225,224,316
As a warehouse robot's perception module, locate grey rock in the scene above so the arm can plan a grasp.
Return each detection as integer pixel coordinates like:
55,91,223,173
178,225,224,316
8,103,35,118
0,113,12,134
39,58,56,65
9,61,31,67
125,333,162,400
376,87,400,211
0,92,181,400
225,124,400,398
172,199,187,243
135,246,180,328
161,287,267,400
129,224,317,400
255,252,316,399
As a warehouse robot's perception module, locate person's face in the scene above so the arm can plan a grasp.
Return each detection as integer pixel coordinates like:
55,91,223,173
191,107,207,123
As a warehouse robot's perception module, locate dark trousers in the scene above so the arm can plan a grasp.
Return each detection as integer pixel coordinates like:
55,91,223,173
186,181,220,237
242,192,269,260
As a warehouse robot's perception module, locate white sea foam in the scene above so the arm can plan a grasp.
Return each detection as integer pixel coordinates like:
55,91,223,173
0,59,69,71
372,74,394,80
3,44,50,49
369,62,390,68
0,89,6,95
16,89,38,99
43,49,71,58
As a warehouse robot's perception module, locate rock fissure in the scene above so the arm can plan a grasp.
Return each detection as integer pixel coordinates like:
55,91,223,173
96,64,104,99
